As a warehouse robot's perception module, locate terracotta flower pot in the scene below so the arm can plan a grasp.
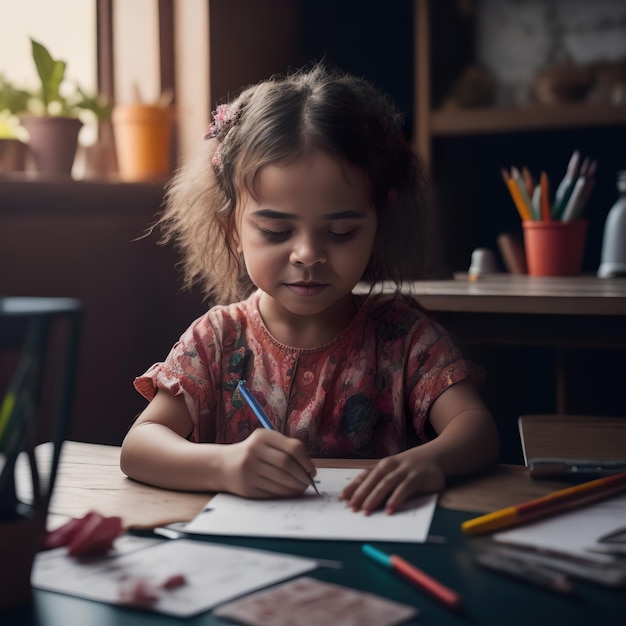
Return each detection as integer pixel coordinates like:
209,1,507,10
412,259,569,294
112,104,173,182
20,116,83,177
0,138,27,172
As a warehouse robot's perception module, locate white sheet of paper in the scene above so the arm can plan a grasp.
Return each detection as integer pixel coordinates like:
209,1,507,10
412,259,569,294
184,468,437,543
493,493,626,562
32,537,317,618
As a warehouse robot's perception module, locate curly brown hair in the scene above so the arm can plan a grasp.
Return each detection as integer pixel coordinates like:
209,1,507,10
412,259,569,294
158,64,430,304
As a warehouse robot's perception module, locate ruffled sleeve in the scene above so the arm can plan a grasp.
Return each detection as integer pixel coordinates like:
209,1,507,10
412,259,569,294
134,313,221,441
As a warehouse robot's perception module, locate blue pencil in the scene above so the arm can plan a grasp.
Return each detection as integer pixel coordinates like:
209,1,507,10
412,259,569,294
237,379,274,429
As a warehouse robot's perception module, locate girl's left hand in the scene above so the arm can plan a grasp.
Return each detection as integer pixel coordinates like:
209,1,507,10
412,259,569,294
339,452,445,515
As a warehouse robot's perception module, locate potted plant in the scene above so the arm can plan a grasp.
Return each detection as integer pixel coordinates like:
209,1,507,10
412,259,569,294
19,38,111,177
0,74,30,172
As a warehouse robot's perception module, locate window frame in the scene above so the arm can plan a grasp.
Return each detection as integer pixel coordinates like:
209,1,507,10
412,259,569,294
96,0,175,108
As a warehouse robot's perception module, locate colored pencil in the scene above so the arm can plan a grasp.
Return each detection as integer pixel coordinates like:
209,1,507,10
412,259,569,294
539,171,551,221
503,168,532,221
461,471,626,536
552,150,580,219
511,167,534,220
521,166,535,197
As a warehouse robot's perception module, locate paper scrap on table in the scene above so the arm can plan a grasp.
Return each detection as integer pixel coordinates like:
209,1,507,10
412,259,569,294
493,493,626,562
183,467,437,543
587,525,626,556
213,576,418,626
32,537,317,618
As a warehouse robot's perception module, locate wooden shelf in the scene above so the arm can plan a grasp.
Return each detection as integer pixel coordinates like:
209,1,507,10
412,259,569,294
430,103,626,136
0,177,166,216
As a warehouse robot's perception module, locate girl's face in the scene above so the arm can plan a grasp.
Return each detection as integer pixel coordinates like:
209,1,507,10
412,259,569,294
238,151,377,332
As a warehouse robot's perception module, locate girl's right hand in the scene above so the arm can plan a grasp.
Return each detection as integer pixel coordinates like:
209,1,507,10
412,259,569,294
221,428,316,498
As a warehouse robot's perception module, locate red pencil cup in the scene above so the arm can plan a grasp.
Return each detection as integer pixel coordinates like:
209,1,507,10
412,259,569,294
522,220,587,276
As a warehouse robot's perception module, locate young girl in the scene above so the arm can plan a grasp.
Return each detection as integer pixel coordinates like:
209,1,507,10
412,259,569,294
120,64,499,515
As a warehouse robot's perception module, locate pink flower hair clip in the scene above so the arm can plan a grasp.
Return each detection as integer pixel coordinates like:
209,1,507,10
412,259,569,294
205,103,241,173
211,147,222,169
204,103,234,140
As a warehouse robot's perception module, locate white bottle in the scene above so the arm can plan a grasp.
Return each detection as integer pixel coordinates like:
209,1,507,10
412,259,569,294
598,171,626,278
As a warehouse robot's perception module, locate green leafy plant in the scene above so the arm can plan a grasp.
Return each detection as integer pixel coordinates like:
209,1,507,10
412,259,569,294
0,74,32,138
74,86,112,122
0,39,111,145
0,74,32,115
29,38,110,120
31,38,68,113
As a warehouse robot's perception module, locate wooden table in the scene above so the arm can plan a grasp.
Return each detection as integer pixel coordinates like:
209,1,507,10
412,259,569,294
8,441,625,626
355,275,626,414
17,441,571,529
355,274,626,332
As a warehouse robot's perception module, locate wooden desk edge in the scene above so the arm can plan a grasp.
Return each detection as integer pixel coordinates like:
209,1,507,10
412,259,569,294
18,441,572,529
353,278,626,315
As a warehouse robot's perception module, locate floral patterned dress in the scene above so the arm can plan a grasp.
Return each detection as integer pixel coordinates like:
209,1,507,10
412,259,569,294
134,290,483,458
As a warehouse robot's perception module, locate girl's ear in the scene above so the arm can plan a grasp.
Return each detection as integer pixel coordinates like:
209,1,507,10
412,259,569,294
233,213,243,253
232,228,242,254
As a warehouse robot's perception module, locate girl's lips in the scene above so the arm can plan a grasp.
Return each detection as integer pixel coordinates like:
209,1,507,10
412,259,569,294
285,283,327,296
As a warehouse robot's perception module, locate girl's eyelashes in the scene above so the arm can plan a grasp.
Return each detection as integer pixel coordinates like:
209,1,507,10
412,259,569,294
258,228,358,243
328,230,356,242
259,228,291,242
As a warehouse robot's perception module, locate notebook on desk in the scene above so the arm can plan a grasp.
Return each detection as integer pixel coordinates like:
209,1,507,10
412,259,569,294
518,414,626,479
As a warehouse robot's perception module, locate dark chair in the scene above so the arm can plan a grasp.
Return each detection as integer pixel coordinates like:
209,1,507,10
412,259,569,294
0,297,82,608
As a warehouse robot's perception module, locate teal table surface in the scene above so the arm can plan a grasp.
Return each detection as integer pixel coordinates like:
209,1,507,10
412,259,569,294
3,507,625,626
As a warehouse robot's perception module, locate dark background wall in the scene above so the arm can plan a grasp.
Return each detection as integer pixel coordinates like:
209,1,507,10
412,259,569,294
0,181,206,445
